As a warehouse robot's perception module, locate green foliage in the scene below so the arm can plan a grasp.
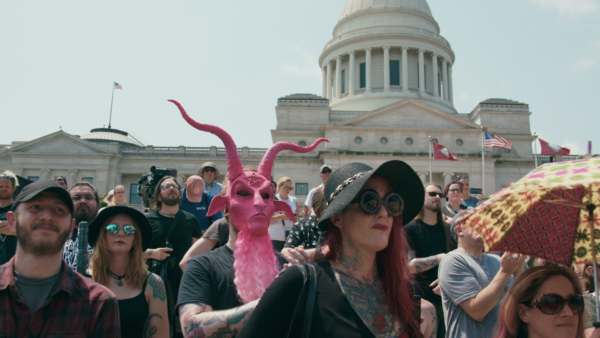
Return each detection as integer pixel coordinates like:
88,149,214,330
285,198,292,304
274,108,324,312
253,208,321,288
98,194,108,208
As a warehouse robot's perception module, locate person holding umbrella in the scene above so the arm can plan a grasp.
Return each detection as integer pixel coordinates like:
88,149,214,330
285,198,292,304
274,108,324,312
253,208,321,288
89,206,169,338
238,160,423,338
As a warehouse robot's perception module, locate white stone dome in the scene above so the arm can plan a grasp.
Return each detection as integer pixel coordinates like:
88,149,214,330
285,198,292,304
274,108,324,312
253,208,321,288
340,0,433,20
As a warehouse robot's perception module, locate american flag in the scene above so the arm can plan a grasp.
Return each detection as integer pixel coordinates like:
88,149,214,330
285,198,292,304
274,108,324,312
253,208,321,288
114,82,122,90
485,131,512,150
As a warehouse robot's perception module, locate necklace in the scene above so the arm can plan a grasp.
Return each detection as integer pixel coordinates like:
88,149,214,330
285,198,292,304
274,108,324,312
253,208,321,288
159,211,176,218
108,270,126,287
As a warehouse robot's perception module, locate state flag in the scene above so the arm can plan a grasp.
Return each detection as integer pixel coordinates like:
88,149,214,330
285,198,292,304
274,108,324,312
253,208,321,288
539,138,570,155
433,142,458,161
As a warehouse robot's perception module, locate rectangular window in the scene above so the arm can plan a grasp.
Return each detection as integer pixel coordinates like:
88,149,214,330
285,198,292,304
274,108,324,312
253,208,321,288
28,176,39,182
341,69,346,94
295,183,308,196
130,184,142,204
82,177,94,185
359,63,366,88
390,60,400,86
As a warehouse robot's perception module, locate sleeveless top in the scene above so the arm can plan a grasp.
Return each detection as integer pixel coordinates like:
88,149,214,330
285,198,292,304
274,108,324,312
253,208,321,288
118,274,150,338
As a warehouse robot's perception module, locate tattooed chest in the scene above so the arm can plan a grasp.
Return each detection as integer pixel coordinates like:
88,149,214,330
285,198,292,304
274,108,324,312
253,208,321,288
334,270,403,338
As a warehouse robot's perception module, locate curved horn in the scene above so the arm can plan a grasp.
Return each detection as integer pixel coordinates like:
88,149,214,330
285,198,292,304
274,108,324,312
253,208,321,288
258,138,329,178
169,100,244,181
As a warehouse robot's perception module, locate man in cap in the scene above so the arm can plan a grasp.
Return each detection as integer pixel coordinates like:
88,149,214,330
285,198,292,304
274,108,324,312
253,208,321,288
54,176,68,190
62,181,99,270
0,170,19,263
302,164,332,217
0,180,120,337
199,162,223,197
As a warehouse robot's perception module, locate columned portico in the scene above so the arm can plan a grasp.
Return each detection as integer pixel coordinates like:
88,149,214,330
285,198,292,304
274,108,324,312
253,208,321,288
365,48,372,93
41,168,51,180
432,53,439,97
322,68,327,98
401,47,409,92
448,64,454,103
418,49,425,94
348,51,355,96
442,59,449,101
68,169,78,186
326,63,332,100
418,171,428,184
335,56,342,98
383,46,390,93
443,172,454,187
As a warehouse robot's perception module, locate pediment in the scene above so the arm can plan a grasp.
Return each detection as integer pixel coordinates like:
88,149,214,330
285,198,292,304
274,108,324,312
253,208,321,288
7,131,113,155
335,99,480,130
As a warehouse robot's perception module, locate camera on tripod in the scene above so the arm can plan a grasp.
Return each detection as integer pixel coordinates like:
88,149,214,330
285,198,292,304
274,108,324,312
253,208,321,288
137,166,177,208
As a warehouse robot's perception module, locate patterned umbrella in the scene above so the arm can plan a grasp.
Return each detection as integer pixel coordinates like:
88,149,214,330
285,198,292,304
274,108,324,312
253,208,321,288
457,156,600,323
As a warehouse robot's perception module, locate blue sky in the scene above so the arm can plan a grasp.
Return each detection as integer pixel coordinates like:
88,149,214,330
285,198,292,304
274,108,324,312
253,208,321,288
1,0,598,154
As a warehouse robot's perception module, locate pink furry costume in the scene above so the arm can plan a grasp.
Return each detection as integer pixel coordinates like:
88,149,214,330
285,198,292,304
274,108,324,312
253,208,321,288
170,100,328,303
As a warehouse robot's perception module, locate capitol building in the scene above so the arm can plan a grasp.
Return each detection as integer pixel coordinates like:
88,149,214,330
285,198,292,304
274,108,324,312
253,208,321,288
0,0,575,206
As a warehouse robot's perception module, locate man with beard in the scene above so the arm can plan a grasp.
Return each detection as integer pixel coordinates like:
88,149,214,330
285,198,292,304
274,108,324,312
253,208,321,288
405,183,457,338
0,180,120,336
62,181,99,270
146,175,202,337
0,171,19,263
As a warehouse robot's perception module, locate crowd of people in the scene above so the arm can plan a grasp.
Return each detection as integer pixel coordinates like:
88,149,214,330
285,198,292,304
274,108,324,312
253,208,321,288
0,120,599,338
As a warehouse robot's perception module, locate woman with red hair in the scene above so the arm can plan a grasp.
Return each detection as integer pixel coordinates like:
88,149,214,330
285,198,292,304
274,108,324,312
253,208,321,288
238,160,423,338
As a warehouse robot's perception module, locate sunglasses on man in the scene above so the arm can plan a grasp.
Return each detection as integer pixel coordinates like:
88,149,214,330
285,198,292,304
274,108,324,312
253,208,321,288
321,169,332,174
350,189,404,217
203,168,216,173
426,192,444,198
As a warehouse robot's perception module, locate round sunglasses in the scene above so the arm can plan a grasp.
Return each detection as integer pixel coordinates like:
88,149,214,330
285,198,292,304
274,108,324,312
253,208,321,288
524,293,584,316
106,224,137,236
350,189,404,217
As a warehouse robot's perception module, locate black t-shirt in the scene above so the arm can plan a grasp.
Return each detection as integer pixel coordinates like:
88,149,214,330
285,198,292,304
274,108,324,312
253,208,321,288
201,218,230,250
0,204,15,261
177,245,242,311
404,219,449,305
146,210,201,264
238,260,413,338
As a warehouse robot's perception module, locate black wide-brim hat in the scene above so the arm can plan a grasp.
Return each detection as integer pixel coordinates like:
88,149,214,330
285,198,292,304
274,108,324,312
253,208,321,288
318,160,424,231
88,206,153,251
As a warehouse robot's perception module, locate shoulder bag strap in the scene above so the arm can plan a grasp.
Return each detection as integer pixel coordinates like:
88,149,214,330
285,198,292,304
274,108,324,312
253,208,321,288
163,210,183,246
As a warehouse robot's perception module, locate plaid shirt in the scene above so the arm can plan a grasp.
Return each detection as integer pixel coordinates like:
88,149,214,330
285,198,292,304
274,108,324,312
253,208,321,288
0,257,121,337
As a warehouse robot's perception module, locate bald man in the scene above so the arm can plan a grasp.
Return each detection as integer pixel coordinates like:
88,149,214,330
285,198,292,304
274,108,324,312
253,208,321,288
180,176,224,234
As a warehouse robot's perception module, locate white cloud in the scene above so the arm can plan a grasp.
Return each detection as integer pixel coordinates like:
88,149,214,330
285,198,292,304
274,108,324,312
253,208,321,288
530,0,599,19
570,57,598,71
280,44,322,78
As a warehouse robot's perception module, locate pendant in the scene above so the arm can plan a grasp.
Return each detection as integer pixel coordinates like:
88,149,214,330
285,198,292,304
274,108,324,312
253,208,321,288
115,279,123,287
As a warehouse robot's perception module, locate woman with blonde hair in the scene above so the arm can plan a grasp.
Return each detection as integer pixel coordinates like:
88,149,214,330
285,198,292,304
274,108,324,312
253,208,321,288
89,206,169,337
269,177,299,251
494,265,600,338
107,185,127,207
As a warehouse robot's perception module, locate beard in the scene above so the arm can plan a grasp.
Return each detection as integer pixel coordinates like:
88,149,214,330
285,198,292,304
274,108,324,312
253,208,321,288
16,219,71,256
0,191,13,200
73,205,98,224
161,193,181,207
426,202,441,212
233,229,280,304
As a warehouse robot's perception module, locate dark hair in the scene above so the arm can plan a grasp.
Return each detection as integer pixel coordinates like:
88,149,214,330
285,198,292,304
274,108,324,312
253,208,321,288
55,176,68,185
68,181,99,206
416,183,456,252
495,266,585,338
444,181,463,201
312,188,326,218
323,176,420,337
152,176,179,210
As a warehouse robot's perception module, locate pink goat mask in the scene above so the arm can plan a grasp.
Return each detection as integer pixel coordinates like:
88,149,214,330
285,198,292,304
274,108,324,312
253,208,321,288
170,99,328,303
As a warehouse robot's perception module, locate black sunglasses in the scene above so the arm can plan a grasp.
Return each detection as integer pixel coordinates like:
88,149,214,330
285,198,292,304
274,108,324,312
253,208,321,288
350,189,404,217
427,192,444,198
203,168,216,173
321,169,332,174
524,293,584,316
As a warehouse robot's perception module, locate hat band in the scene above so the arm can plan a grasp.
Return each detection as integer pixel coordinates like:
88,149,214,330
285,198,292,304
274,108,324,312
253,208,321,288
329,172,365,202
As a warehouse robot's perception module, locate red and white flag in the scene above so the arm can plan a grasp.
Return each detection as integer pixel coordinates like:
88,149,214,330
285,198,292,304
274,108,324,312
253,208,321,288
114,82,123,90
484,132,512,150
539,138,570,155
433,142,458,161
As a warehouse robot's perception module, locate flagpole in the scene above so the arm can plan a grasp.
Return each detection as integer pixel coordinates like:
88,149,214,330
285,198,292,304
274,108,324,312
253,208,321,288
429,136,433,183
533,132,539,167
481,126,486,196
108,82,115,129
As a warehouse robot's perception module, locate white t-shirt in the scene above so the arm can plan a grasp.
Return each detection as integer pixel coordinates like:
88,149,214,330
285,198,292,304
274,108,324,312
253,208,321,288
305,184,323,212
268,194,297,241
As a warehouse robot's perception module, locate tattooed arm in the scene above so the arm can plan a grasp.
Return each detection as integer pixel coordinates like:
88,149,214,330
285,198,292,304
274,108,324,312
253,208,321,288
179,300,258,338
145,274,170,337
408,250,445,274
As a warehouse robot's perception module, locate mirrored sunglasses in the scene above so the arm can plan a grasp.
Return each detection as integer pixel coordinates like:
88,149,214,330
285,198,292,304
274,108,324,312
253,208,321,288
525,293,584,316
106,224,137,236
350,189,404,217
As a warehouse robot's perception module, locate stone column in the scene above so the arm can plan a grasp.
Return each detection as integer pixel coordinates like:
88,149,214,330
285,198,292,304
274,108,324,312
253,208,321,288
418,49,425,93
177,174,185,187
401,47,409,92
68,169,78,186
443,172,454,187
326,62,332,100
40,168,51,180
432,53,439,97
322,68,327,98
348,51,355,96
383,46,390,92
365,48,372,93
335,56,342,98
418,171,428,185
448,64,454,104
442,59,449,101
